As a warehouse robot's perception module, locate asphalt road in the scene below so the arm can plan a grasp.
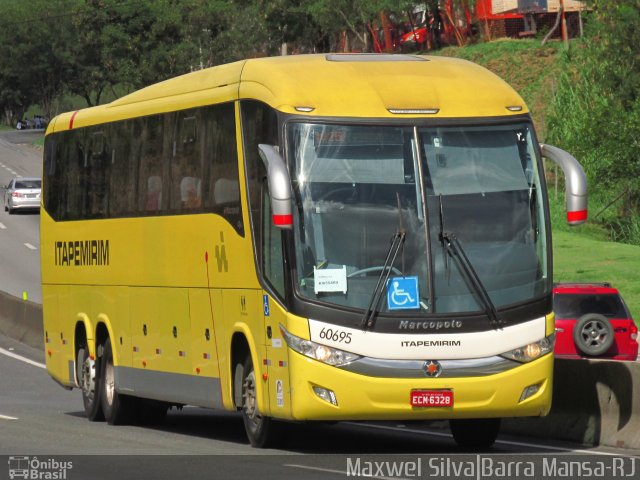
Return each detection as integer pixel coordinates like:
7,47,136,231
0,131,43,303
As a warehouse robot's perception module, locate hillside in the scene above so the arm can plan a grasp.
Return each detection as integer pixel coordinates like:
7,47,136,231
437,38,563,140
436,39,639,320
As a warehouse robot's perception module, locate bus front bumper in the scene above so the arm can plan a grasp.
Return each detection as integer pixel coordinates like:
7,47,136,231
286,352,553,421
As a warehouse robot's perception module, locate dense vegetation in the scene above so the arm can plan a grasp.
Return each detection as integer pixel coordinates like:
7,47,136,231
546,0,640,246
0,0,423,120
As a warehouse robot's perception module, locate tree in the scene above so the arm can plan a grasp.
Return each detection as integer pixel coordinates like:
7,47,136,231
303,0,413,52
547,0,640,242
0,0,78,123
66,0,198,106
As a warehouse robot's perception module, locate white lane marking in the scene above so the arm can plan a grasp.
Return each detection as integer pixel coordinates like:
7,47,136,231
346,422,629,457
0,414,18,420
284,464,403,480
0,347,46,369
24,243,37,250
0,222,6,229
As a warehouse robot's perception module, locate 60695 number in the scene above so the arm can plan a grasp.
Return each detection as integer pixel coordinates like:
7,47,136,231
318,327,352,344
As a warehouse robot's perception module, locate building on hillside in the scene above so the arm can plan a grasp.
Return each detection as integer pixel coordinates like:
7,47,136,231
475,0,587,39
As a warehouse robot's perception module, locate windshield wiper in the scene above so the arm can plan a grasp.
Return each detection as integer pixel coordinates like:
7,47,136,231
438,196,504,328
361,230,405,330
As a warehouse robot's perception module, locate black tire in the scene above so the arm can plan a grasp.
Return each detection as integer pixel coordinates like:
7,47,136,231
77,346,104,421
573,313,614,356
450,418,501,449
100,338,137,425
237,354,280,448
8,207,14,215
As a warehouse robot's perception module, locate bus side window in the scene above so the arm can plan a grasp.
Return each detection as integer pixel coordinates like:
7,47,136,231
262,180,285,297
87,129,109,218
241,100,282,296
172,113,203,211
204,103,242,232
137,117,165,213
213,178,239,205
109,120,138,217
43,136,61,219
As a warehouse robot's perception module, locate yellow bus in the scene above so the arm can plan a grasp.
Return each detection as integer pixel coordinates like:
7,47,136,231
41,53,587,448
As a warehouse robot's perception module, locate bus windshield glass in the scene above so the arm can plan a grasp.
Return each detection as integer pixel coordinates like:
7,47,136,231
287,122,548,315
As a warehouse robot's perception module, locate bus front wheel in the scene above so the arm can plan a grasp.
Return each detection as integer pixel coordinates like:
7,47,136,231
449,418,501,449
238,354,280,448
77,346,104,421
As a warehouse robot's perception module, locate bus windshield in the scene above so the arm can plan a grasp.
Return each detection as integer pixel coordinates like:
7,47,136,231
288,122,548,315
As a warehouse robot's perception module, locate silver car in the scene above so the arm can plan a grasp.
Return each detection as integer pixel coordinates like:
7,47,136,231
3,177,41,214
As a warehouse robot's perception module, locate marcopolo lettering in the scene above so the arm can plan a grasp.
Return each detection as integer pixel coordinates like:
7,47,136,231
54,240,109,266
399,320,463,331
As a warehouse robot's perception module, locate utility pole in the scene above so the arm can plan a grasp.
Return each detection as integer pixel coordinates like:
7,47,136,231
560,0,569,49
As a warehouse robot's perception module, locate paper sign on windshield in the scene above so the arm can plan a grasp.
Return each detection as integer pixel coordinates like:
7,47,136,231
314,265,347,294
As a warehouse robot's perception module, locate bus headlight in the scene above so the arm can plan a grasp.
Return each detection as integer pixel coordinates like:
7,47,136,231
279,325,361,366
500,334,555,363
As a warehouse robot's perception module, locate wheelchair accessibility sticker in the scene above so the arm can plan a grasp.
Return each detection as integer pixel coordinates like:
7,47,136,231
387,276,420,310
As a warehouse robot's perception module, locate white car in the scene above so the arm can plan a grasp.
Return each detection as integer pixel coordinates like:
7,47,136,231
3,177,41,214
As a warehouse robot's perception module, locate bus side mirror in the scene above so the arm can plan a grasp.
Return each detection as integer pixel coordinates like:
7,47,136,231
540,144,588,226
258,144,293,229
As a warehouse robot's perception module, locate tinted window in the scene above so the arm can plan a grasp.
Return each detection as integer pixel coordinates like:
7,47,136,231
554,294,629,319
41,102,242,233
241,100,281,296
137,115,167,213
171,111,202,211
203,103,242,234
109,120,138,216
15,180,41,189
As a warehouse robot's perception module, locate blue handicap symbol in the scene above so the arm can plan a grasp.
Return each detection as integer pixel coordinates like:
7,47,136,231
263,294,270,316
387,276,420,310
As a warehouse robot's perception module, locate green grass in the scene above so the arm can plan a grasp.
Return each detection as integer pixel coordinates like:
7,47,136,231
436,39,564,140
553,230,640,322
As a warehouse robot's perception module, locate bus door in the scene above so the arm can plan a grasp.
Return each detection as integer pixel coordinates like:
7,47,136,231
262,292,291,418
261,181,292,418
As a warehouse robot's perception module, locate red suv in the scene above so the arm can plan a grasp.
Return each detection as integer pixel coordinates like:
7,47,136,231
553,283,638,360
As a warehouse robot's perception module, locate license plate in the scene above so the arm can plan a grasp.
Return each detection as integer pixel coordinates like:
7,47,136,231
410,390,453,407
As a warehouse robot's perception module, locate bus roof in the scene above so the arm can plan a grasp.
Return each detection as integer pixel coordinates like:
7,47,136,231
48,54,528,132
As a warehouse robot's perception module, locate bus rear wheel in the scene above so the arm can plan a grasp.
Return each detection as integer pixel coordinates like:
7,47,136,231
450,418,501,449
100,338,137,425
77,346,104,421
238,354,280,448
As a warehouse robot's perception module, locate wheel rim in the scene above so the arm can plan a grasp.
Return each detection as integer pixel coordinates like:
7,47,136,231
81,355,96,402
242,369,262,433
104,355,115,407
580,320,608,347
